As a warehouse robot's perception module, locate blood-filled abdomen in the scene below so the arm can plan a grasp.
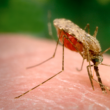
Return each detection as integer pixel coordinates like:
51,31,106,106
58,29,83,52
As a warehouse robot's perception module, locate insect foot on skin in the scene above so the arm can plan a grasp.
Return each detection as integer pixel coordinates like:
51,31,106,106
15,18,110,99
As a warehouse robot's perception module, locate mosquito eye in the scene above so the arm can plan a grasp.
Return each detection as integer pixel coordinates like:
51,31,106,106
95,58,99,62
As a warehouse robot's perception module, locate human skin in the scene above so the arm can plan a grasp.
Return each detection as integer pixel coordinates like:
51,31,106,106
0,34,110,110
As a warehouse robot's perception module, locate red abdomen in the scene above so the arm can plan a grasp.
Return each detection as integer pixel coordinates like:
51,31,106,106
58,29,83,52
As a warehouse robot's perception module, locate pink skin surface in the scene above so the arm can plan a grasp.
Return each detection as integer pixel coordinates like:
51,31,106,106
0,34,110,110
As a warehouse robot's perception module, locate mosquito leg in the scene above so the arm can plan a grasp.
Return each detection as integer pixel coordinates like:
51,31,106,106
48,10,55,40
15,35,65,99
92,78,110,92
27,37,60,69
88,63,107,93
93,66,106,93
84,23,90,34
62,31,85,70
86,47,95,90
27,11,61,69
62,32,85,71
101,47,110,55
87,65,94,90
76,58,85,71
101,63,110,66
93,26,98,37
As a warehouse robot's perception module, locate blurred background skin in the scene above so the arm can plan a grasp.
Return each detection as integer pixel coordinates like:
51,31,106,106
0,0,110,53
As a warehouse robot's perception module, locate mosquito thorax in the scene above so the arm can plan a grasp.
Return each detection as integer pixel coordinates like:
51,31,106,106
91,55,103,66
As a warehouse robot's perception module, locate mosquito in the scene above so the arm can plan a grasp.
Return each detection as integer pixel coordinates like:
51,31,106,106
15,18,110,99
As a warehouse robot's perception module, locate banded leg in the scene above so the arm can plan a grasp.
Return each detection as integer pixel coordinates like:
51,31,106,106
15,35,65,99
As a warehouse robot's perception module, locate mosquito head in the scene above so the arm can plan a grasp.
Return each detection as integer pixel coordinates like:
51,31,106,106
91,55,103,66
